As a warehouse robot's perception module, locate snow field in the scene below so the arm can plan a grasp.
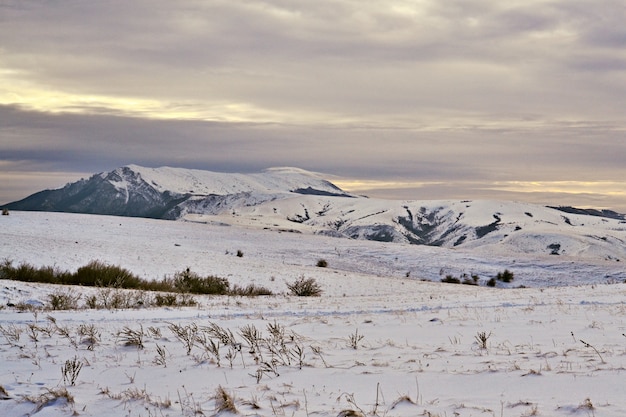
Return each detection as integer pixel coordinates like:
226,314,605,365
0,211,625,416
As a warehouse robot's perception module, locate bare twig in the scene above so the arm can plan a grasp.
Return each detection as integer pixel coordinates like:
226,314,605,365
580,339,605,364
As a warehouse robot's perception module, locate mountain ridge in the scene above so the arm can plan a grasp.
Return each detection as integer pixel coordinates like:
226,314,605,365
5,165,352,219
5,165,626,261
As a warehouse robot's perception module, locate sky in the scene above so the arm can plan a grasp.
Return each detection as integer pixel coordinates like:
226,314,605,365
1,0,626,211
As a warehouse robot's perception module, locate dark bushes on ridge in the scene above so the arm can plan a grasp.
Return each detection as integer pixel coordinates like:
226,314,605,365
497,269,515,283
441,275,461,284
74,260,141,288
173,268,229,295
230,284,274,296
1,259,275,298
0,260,72,284
1,259,234,296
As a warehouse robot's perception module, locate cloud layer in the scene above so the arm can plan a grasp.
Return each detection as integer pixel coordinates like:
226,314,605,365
1,0,625,209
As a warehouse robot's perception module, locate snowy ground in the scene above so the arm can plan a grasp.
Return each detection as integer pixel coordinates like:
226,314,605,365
1,211,625,416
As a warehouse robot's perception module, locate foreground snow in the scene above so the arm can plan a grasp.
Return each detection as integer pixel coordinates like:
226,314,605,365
1,212,625,416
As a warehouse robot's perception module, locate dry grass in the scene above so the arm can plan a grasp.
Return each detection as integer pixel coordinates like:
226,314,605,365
22,387,74,413
214,385,238,414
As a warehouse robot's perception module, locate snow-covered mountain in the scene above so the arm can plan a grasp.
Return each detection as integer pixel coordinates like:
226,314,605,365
6,165,626,261
5,165,352,219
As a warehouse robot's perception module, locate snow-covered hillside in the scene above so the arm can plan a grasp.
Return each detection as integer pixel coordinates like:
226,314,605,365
1,211,625,289
186,196,626,263
1,211,625,416
5,165,626,261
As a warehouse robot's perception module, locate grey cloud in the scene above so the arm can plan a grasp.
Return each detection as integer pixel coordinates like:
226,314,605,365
1,1,626,210
2,104,624,182
569,56,626,73
2,0,622,119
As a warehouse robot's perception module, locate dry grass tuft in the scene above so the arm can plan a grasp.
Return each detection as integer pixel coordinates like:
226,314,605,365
22,387,74,413
214,385,238,414
390,395,416,409
337,410,365,417
577,397,594,411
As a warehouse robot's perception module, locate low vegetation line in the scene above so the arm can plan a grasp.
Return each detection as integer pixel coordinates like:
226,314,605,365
0,259,272,297
0,259,327,311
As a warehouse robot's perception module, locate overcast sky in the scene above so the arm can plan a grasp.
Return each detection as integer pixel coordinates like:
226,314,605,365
2,0,626,210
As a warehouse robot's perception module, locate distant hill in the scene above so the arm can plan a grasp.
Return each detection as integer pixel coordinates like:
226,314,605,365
548,206,626,221
5,165,626,260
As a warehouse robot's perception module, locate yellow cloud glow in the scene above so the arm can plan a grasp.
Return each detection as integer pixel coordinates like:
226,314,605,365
333,178,444,192
489,181,626,197
335,178,626,198
2,68,601,132
0,90,282,123
0,70,290,123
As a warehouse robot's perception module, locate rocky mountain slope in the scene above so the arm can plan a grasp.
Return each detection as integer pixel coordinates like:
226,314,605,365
5,165,351,219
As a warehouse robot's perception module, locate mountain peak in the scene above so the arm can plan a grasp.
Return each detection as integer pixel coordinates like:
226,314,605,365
112,165,346,196
5,165,352,219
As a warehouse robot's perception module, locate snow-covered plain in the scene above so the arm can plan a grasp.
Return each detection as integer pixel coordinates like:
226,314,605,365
1,211,625,416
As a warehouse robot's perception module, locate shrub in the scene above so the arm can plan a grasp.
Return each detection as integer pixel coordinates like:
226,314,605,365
2,260,237,301
0,259,11,279
153,292,197,307
84,294,98,309
1,261,70,284
229,284,273,296
97,288,147,309
461,274,480,286
154,293,178,307
142,278,174,292
74,260,140,288
12,262,38,282
173,268,229,295
48,289,81,310
61,356,83,386
13,302,39,312
174,293,197,306
496,269,514,283
117,325,144,349
441,275,461,284
475,331,491,349
316,259,328,268
1,259,172,292
347,329,364,349
287,276,322,296
78,324,100,348
486,277,497,287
